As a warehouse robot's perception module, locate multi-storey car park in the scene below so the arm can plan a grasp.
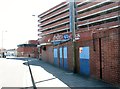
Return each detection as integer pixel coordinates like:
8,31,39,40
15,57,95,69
38,0,120,85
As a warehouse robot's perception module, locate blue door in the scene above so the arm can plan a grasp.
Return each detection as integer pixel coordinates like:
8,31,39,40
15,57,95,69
54,48,58,66
63,46,68,69
59,47,63,68
79,47,90,76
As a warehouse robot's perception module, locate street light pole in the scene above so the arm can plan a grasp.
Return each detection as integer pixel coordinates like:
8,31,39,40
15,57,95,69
1,30,7,58
1,30,3,52
32,14,39,59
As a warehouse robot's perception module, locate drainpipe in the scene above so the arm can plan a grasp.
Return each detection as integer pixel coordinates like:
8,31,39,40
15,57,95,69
69,0,77,73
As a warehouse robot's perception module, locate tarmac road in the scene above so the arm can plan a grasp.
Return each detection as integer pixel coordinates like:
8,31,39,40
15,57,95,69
0,58,68,88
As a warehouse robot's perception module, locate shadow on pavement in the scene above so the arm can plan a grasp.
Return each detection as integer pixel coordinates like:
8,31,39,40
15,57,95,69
35,77,56,84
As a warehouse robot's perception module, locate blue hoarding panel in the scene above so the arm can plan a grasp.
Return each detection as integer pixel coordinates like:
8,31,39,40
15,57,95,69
80,58,90,76
80,47,90,59
60,47,62,58
64,47,68,69
60,58,63,67
64,47,67,58
79,47,90,76
60,47,63,67
54,48,58,66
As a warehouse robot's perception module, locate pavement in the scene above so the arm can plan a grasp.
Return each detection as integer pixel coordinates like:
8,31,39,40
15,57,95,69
0,57,119,89
27,58,119,88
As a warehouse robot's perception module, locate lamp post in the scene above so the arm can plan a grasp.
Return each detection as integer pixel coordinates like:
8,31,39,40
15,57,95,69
1,30,7,58
32,14,40,59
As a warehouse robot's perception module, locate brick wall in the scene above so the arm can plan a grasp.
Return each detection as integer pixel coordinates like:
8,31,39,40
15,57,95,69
17,47,38,58
41,46,54,64
91,27,120,85
28,40,38,45
40,27,120,85
17,47,24,57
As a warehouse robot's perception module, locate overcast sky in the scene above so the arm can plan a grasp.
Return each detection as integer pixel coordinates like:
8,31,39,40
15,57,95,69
0,0,65,49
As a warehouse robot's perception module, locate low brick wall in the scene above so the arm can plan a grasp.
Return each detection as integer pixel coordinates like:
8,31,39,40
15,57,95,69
17,47,38,58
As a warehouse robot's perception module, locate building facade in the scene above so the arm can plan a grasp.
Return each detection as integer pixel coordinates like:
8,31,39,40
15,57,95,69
17,40,38,58
5,49,17,57
38,0,120,85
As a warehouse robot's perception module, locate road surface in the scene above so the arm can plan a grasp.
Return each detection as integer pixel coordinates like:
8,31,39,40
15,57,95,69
0,58,68,88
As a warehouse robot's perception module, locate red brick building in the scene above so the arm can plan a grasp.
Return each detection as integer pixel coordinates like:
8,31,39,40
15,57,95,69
17,40,38,58
38,1,120,85
28,40,38,45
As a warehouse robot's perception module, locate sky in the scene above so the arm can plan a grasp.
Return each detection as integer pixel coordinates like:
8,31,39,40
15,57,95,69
0,0,65,49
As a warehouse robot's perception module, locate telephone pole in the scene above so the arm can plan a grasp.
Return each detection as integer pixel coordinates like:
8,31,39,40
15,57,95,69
69,0,77,73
